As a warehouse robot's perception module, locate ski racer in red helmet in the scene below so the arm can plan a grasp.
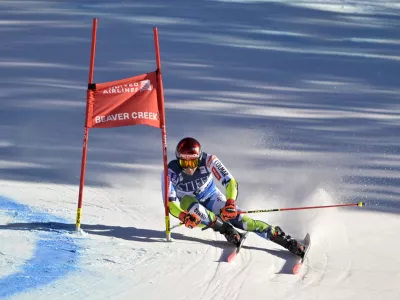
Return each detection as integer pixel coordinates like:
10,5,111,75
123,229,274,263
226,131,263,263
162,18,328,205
162,137,306,257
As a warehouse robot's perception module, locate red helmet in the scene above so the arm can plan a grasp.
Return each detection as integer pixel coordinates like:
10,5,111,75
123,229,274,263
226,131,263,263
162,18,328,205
175,137,202,168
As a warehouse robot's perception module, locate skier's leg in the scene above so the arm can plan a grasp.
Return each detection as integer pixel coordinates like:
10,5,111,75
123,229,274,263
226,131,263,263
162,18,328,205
180,196,241,244
179,195,214,226
204,190,305,257
267,226,306,257
204,189,272,233
238,215,305,257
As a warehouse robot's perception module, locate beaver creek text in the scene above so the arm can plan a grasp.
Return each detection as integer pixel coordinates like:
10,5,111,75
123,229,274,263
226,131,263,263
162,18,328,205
95,112,158,123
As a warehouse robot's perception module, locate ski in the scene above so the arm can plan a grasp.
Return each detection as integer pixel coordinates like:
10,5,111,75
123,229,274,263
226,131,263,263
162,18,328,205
227,232,249,263
293,233,311,274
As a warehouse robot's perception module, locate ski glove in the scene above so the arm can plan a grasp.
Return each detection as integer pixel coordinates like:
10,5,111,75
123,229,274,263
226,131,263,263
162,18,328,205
221,199,238,221
179,211,201,229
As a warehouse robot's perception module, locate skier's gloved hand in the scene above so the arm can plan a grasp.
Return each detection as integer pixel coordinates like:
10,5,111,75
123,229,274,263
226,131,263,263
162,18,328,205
221,199,238,221
179,211,201,229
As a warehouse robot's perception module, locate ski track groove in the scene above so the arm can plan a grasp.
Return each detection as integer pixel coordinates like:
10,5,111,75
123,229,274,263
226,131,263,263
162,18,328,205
89,188,138,222
230,248,252,300
302,211,352,287
210,241,252,300
196,231,222,300
181,240,213,279
302,244,329,286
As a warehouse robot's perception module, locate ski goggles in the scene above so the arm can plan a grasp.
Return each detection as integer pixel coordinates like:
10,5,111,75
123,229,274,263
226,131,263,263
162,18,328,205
179,158,199,169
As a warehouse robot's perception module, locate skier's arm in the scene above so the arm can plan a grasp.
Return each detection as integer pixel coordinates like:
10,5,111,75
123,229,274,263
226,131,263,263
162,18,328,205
169,201,184,219
226,177,238,201
206,154,239,220
161,169,184,219
206,154,238,200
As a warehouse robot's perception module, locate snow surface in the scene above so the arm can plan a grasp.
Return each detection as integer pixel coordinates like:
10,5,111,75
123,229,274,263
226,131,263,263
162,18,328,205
0,0,400,299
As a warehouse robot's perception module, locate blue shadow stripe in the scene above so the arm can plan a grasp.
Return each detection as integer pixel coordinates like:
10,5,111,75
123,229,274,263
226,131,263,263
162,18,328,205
0,196,80,298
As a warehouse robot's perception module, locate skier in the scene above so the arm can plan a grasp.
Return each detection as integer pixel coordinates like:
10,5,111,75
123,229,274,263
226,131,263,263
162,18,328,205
162,137,305,257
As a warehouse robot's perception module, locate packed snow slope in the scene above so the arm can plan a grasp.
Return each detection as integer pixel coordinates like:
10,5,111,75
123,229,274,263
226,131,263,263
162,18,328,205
0,1,399,299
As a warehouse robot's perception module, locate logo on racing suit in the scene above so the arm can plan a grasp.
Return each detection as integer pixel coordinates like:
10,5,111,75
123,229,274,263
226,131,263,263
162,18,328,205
211,159,228,180
177,176,209,193
194,207,207,220
214,160,228,176
211,167,221,180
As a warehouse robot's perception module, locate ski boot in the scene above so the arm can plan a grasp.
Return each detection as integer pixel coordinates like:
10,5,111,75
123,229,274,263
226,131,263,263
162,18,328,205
209,216,241,245
270,226,305,258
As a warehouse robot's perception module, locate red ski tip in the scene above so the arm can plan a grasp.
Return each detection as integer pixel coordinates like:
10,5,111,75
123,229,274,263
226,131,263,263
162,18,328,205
227,252,237,263
293,262,302,274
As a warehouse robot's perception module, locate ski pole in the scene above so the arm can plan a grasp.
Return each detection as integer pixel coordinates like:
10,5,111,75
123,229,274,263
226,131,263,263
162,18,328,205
171,223,184,230
238,201,365,214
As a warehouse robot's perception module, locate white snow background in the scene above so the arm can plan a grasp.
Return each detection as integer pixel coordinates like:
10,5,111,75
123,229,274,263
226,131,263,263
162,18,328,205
0,0,399,299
